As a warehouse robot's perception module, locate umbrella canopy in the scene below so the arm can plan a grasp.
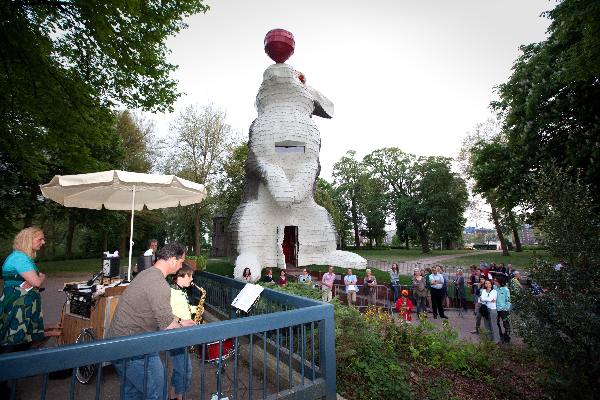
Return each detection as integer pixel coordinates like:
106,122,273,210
40,170,206,210
40,170,207,280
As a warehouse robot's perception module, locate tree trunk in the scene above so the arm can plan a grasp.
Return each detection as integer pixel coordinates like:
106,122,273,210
102,230,108,252
119,215,129,257
65,213,76,257
351,198,360,248
22,185,38,228
491,205,509,256
405,235,409,249
194,204,201,256
509,211,523,252
418,226,430,253
37,215,47,259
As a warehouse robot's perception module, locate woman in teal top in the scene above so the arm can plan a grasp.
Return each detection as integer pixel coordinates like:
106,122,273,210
495,277,512,343
0,227,46,351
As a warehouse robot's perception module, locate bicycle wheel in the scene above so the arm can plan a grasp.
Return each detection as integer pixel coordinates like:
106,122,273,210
75,328,96,384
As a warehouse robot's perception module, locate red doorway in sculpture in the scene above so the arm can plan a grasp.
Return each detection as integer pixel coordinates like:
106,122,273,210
282,226,299,268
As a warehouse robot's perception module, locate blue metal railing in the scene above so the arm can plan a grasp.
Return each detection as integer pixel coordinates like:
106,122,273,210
0,272,336,400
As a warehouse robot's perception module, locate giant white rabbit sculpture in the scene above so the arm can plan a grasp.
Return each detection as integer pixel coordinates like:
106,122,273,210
229,62,367,282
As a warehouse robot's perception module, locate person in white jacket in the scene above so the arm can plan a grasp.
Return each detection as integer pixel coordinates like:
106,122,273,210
479,280,500,343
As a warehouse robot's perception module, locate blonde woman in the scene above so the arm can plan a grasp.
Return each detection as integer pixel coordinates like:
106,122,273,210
412,268,427,315
364,269,377,306
0,227,47,352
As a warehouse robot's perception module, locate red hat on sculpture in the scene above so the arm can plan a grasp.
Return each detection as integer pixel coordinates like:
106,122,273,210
264,29,295,63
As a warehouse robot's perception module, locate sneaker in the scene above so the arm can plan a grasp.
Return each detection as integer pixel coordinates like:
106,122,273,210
470,330,478,334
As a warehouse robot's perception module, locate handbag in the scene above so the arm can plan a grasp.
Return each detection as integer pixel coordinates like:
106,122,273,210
479,303,489,318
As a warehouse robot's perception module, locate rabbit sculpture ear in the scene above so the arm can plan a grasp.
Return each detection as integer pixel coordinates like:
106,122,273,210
307,86,334,119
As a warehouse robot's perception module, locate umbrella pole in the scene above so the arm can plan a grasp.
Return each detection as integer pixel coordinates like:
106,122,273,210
127,185,136,281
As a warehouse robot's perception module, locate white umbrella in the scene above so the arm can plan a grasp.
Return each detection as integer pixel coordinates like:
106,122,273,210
40,170,207,280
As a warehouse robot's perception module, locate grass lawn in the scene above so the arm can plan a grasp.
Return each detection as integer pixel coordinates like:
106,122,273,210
352,248,475,261
37,258,100,275
205,257,235,277
443,249,555,271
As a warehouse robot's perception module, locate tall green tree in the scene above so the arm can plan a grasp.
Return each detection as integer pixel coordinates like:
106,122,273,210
167,104,234,255
492,0,600,207
0,1,208,235
332,151,364,248
216,143,248,224
406,157,468,253
363,147,416,248
314,178,347,249
468,139,513,256
357,175,387,246
513,170,600,398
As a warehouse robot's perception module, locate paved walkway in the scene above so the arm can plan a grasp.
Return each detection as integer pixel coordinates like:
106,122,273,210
412,307,521,345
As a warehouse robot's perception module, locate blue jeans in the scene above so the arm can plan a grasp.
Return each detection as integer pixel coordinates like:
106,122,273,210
169,347,192,395
113,353,165,400
391,283,399,302
483,309,500,343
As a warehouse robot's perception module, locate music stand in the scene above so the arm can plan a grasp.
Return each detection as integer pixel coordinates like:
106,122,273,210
231,283,263,316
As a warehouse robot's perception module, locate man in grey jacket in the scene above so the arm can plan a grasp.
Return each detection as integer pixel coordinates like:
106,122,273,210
108,242,196,400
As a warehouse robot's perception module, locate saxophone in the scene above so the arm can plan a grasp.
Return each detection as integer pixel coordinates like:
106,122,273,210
192,282,206,324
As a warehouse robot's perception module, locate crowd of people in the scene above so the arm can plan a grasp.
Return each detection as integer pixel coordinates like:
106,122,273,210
252,259,524,345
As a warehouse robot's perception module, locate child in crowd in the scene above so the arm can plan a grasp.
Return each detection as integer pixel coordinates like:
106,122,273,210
169,264,197,400
262,268,274,284
277,269,287,286
242,267,252,282
395,289,414,322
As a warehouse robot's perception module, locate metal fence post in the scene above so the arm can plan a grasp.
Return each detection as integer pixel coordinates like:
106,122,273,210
318,304,336,400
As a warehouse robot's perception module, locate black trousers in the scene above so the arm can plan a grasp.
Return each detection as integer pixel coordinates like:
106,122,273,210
497,310,511,342
430,288,446,317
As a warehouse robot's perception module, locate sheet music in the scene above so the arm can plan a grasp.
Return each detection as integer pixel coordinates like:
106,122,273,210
231,283,264,313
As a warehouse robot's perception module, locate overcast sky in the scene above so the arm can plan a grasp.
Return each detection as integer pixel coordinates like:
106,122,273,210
149,0,553,226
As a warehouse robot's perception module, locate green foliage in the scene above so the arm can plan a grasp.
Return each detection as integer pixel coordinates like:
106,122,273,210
314,178,348,248
164,104,236,255
492,0,600,206
204,257,235,277
357,175,388,246
395,156,468,253
513,171,600,399
0,1,209,233
116,111,155,173
215,143,248,225
363,148,417,248
332,151,364,248
185,255,208,271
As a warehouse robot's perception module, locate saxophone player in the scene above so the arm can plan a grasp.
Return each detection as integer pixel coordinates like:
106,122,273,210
169,263,197,400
